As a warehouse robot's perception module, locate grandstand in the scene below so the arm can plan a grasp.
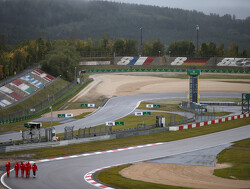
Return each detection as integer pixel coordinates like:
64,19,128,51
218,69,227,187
0,69,55,108
117,57,155,65
217,58,250,67
171,57,209,66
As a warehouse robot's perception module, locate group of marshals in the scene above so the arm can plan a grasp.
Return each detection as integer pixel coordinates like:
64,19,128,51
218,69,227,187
5,162,38,178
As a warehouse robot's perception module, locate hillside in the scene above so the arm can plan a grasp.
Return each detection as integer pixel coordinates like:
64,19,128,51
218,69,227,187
0,0,250,49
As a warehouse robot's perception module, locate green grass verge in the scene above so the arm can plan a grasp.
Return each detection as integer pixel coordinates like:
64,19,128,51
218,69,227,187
214,138,250,180
55,112,186,137
138,101,185,112
0,116,249,160
97,164,189,189
73,112,93,119
214,112,232,117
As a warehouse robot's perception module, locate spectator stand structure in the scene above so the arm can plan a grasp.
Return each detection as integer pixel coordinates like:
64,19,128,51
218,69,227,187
171,57,210,66
217,58,250,67
117,57,155,65
0,69,55,109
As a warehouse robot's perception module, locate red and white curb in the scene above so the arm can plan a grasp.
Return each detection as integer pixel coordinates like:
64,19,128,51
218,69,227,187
169,113,250,131
30,142,163,164
84,165,123,189
1,142,163,189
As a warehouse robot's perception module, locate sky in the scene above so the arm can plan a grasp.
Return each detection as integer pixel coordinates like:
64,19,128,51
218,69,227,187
105,0,250,19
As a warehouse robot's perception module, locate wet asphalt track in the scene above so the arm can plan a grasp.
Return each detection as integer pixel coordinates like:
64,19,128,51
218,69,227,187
0,92,241,142
2,125,250,189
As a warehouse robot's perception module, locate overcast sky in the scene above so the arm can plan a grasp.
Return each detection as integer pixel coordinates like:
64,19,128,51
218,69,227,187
105,0,250,19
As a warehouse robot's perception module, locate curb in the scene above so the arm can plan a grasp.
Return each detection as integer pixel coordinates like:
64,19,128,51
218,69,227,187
169,113,250,131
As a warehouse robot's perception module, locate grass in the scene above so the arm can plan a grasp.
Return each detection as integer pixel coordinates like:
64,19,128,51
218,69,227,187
214,138,250,180
97,164,189,189
138,101,185,112
0,80,93,134
0,116,249,160
73,112,93,119
55,112,187,138
215,112,232,117
138,97,241,113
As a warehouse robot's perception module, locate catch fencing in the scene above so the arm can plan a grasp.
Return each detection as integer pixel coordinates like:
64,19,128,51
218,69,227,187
64,124,158,140
180,101,215,122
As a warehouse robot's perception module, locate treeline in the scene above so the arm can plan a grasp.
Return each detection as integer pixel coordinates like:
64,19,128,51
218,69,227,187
0,36,248,82
0,0,250,50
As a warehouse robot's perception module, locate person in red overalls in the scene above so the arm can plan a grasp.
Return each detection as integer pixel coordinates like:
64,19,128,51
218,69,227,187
32,163,38,177
25,162,31,178
20,162,25,177
14,162,20,177
5,162,11,177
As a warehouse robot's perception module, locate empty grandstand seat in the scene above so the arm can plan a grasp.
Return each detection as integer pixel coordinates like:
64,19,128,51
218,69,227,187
143,57,155,65
10,92,23,101
171,57,187,66
117,57,134,65
21,74,44,88
0,86,13,94
182,57,209,66
128,57,139,65
217,58,250,67
134,57,148,65
0,97,11,107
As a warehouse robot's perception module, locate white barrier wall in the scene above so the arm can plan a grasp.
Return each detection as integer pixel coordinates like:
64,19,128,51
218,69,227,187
79,61,111,65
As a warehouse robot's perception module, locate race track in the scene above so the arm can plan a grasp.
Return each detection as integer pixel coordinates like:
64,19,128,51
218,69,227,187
2,125,250,189
0,92,242,142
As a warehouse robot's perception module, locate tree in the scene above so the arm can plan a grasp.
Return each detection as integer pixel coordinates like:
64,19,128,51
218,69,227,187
114,39,126,56
228,43,238,57
167,40,195,56
152,40,165,56
41,40,80,81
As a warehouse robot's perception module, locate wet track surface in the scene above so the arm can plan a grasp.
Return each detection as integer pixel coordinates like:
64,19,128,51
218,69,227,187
0,92,241,142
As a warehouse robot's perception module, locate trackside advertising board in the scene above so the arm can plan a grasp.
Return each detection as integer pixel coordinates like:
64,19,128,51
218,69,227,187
81,104,95,108
58,114,73,118
135,112,151,116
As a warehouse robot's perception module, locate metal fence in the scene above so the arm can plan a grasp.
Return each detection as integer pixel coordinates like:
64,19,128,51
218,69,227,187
21,128,53,143
180,101,215,122
62,124,158,140
167,117,195,126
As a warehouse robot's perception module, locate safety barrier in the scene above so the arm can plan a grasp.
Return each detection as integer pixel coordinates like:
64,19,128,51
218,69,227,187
86,68,249,74
169,113,250,131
